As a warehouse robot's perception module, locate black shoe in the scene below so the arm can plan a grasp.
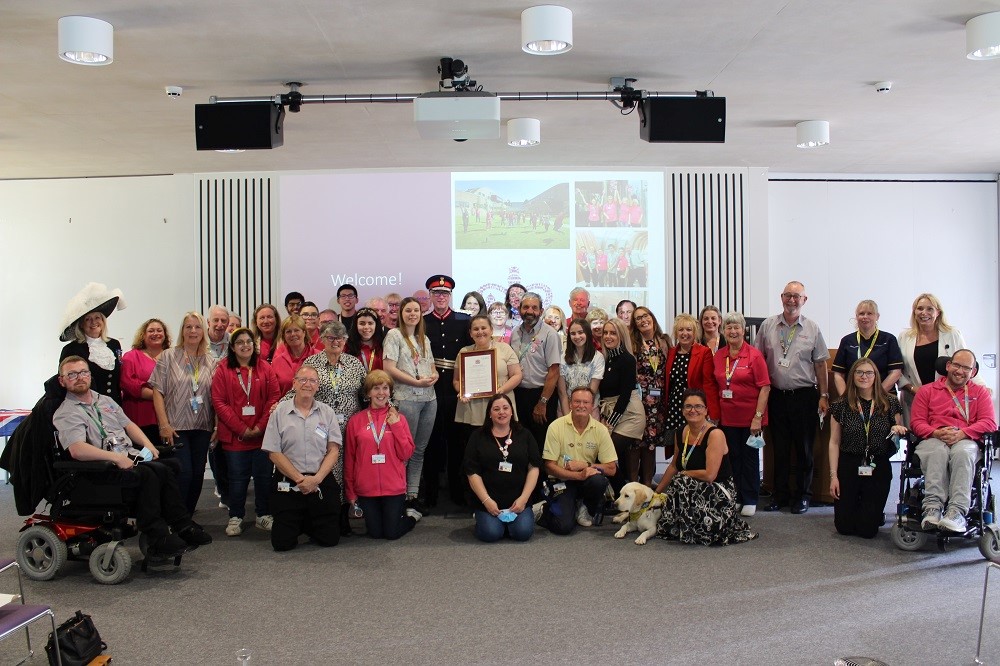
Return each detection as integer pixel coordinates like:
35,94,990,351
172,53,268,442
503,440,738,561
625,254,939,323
150,533,189,557
177,522,213,547
407,496,430,515
791,499,809,515
763,502,785,512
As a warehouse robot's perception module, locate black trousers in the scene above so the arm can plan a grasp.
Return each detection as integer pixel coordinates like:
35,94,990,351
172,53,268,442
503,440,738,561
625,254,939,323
539,475,610,535
722,425,761,506
424,370,460,502
118,461,189,539
356,494,416,540
513,386,556,453
269,475,341,551
768,387,819,503
834,452,892,538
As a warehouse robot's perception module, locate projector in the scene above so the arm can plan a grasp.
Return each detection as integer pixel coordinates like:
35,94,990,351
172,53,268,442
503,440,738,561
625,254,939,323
413,91,500,140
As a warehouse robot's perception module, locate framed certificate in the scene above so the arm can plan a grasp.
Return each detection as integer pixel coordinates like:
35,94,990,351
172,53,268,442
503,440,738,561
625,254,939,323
459,349,498,399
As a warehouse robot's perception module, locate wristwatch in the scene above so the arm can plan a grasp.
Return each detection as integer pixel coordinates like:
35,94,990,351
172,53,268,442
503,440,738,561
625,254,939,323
754,411,763,419
539,396,549,404
820,393,830,399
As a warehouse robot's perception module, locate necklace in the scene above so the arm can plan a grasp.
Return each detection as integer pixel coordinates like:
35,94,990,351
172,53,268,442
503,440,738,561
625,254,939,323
492,430,513,459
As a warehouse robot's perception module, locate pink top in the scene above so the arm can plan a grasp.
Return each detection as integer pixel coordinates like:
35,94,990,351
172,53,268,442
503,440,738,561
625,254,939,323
712,343,770,427
258,335,278,364
602,202,617,221
343,406,414,501
211,359,280,451
587,203,600,222
618,202,630,224
911,377,996,441
120,348,158,427
270,344,312,395
630,204,644,226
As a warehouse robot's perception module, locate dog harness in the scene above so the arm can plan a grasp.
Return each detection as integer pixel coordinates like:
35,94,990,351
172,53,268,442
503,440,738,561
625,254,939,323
629,493,667,522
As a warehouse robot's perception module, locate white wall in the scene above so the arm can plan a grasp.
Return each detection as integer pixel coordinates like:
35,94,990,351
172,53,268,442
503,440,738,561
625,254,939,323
767,177,999,395
0,175,197,408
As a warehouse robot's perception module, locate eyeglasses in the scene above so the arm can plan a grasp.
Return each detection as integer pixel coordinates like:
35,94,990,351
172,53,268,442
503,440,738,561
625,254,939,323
338,294,357,300
294,377,319,385
321,335,346,343
854,370,876,378
63,370,91,380
233,339,254,347
682,404,706,412
300,312,318,318
950,362,975,373
781,293,805,301
633,314,652,322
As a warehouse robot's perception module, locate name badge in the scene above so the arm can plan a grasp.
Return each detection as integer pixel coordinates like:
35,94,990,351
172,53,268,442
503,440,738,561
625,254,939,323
277,481,291,492
649,389,661,398
722,390,733,399
242,405,256,416
858,466,873,477
372,454,386,464
498,461,513,473
315,426,328,440
337,414,346,427
190,397,201,412
778,358,791,368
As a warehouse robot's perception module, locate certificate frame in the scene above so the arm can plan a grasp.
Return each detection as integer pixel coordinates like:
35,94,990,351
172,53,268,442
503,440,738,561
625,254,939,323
459,348,498,399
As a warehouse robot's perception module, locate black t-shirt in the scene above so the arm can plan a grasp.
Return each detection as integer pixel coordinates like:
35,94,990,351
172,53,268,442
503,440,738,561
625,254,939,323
463,428,541,510
913,341,939,386
830,394,901,459
672,426,732,482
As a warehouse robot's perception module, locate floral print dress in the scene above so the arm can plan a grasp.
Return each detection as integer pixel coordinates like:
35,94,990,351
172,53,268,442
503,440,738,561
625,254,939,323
636,338,667,448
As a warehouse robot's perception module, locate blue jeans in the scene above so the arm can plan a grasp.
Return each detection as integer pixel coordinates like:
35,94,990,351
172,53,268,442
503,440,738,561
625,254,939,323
474,509,534,542
225,448,273,519
397,399,437,496
174,429,212,514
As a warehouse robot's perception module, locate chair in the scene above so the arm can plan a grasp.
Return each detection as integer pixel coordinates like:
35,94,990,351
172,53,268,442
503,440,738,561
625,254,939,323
0,557,61,665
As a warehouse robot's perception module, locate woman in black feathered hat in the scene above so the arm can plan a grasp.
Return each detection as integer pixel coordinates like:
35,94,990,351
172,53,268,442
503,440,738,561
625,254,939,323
58,282,127,404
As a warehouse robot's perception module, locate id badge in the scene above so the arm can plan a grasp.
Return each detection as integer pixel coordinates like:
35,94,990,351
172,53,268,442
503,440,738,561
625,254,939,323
190,397,201,412
722,390,734,399
372,454,386,464
498,461,513,473
649,389,661,398
553,482,567,492
277,481,291,492
242,405,256,416
337,413,346,427
778,357,791,368
315,426,328,440
858,465,873,477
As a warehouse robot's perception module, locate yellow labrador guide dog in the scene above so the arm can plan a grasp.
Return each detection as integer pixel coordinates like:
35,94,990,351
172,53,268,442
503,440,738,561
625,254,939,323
612,482,666,545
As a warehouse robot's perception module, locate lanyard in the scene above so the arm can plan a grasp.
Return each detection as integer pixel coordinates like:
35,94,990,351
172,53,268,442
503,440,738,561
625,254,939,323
514,328,537,361
645,339,660,373
779,324,799,359
327,363,342,390
184,354,201,392
858,399,873,443
236,367,253,403
360,345,376,372
945,384,971,424
857,329,878,359
680,425,706,469
494,431,513,460
79,400,107,439
724,355,740,388
366,410,387,451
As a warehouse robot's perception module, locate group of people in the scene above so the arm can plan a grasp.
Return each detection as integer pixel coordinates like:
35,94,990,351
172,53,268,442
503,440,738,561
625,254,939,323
46,277,995,551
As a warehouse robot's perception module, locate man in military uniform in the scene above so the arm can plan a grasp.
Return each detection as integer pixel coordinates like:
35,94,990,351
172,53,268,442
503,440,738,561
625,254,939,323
421,274,472,508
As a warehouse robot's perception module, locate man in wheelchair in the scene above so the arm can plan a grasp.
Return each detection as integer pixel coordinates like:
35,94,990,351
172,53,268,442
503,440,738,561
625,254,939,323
910,349,996,533
52,356,213,557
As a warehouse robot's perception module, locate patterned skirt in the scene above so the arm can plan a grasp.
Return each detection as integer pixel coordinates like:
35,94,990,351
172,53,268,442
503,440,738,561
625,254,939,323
655,474,758,546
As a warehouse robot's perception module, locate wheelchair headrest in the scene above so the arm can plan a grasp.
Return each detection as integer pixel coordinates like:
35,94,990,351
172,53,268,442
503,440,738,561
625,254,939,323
935,354,978,378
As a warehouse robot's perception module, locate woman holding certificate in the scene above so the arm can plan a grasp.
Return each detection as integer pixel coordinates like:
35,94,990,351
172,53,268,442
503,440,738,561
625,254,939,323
454,314,522,459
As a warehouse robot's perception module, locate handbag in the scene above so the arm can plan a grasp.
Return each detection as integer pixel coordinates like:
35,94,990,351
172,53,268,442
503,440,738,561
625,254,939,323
46,610,107,666
599,390,646,440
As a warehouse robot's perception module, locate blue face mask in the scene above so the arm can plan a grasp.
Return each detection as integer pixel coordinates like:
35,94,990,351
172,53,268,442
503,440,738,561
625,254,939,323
745,434,765,450
135,447,154,462
497,509,517,523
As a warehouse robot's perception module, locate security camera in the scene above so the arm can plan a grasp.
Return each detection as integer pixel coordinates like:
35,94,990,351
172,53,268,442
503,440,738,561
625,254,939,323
874,81,892,94
165,86,183,98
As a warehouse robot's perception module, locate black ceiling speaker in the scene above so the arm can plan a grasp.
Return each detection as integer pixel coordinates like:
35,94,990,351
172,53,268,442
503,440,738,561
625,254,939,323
195,102,285,150
639,96,726,143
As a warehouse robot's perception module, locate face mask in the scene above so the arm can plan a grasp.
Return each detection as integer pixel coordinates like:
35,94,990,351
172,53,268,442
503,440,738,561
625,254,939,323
745,434,765,450
497,509,517,523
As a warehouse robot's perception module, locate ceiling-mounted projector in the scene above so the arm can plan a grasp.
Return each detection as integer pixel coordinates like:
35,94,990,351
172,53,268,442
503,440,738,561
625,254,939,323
413,91,500,140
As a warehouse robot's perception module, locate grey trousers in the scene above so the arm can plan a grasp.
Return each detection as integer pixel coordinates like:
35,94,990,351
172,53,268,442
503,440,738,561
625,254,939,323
915,437,979,514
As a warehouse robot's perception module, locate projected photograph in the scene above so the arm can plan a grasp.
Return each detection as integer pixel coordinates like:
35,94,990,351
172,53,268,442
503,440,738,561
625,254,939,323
575,230,649,288
575,179,649,228
454,179,570,250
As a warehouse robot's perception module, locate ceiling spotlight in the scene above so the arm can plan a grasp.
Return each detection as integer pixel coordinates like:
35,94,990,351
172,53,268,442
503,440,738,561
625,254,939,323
967,12,1000,60
507,118,541,146
796,120,829,148
58,16,113,65
521,5,573,55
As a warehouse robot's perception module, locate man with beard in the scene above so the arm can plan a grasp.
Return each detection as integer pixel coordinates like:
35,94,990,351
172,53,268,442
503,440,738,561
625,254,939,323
511,292,562,450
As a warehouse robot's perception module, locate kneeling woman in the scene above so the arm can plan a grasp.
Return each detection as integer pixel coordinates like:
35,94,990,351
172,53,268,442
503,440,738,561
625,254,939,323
344,371,421,539
828,358,905,538
655,388,757,546
464,394,541,542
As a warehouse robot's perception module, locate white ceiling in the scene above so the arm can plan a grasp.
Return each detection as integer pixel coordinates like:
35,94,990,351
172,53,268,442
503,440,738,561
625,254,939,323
5,1,1000,179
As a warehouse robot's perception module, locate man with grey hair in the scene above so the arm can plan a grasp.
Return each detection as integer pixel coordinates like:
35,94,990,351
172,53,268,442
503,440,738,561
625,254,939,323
206,304,231,360
755,280,830,515
568,287,590,325
512,292,562,452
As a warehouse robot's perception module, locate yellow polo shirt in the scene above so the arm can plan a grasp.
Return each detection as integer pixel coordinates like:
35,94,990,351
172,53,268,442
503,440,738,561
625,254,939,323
542,414,618,467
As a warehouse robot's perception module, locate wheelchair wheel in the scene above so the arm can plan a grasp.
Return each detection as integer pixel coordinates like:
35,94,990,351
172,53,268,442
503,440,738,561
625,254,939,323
88,543,132,585
891,523,928,552
979,527,1000,562
16,525,67,581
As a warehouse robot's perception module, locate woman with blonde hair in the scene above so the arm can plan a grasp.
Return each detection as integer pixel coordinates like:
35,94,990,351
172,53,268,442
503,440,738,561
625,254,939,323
270,314,311,395
831,299,903,396
150,311,218,513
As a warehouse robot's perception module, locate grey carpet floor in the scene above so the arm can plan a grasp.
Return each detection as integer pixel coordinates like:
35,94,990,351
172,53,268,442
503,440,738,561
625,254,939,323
0,471,997,666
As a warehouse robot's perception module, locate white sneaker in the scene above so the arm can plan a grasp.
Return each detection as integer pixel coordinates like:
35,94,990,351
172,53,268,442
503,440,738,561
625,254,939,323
575,503,593,527
532,501,545,523
741,504,756,517
921,507,942,530
405,507,422,522
255,515,273,531
938,507,967,533
225,517,243,536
